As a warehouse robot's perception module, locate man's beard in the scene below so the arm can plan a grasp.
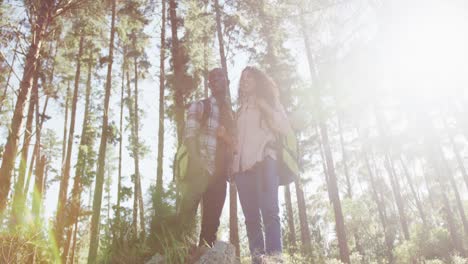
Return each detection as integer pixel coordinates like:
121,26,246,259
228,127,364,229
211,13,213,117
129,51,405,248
212,88,226,101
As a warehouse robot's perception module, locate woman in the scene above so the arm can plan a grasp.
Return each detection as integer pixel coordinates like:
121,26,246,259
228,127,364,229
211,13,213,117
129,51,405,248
232,66,292,264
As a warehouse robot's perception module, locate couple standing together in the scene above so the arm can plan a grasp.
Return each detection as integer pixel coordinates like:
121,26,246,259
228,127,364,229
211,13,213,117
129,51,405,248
177,66,293,264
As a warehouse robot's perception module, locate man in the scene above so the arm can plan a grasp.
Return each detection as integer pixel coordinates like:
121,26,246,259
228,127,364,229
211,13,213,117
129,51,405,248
177,68,235,248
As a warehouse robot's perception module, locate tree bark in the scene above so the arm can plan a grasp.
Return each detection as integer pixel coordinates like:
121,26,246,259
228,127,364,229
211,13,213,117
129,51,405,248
87,0,116,261
24,95,49,196
374,106,410,241
133,33,146,240
62,81,71,165
229,183,240,257
213,0,238,255
440,152,468,236
337,112,352,198
422,115,466,256
155,0,166,215
432,156,465,256
337,113,364,257
11,65,38,225
295,180,312,255
70,219,79,264
445,120,468,191
399,157,427,225
31,84,44,219
168,0,185,145
356,126,394,261
213,0,231,99
284,185,297,252
115,48,125,244
0,0,51,211
32,155,46,218
126,69,139,239
64,49,94,262
383,155,410,240
0,38,19,113
56,34,85,248
300,5,350,262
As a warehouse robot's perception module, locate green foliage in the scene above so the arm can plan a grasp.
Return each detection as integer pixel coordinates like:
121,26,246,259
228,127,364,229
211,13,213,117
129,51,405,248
0,223,60,263
394,224,453,263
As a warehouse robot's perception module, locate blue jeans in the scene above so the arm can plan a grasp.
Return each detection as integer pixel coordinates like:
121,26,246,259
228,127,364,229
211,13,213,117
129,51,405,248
235,157,282,264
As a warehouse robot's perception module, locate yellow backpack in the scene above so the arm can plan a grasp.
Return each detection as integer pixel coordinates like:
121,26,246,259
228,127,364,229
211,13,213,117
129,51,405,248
277,131,300,185
173,99,211,182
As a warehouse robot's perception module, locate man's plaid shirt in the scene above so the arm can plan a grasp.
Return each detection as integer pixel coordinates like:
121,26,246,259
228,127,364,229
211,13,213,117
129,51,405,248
184,96,220,175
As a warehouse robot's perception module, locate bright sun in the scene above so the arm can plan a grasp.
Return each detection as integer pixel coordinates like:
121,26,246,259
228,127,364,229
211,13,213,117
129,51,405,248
382,0,468,101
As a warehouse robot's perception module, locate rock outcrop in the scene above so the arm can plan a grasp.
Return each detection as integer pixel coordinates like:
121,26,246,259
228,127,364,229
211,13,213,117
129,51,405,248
145,241,239,264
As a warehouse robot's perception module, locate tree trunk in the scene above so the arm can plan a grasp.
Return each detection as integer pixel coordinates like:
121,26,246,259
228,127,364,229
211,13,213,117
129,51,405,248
399,157,427,225
62,81,71,165
11,66,38,225
0,1,50,210
87,0,116,261
383,155,410,240
374,106,410,241
0,38,19,113
64,50,94,262
155,0,166,215
70,220,79,264
440,152,468,236
126,65,141,240
213,0,238,255
294,180,312,255
168,0,185,144
365,151,394,261
229,183,240,257
126,69,139,239
213,0,231,99
24,95,49,196
432,157,465,255
284,185,297,252
133,34,146,240
356,127,394,261
422,115,466,256
57,34,85,248
32,155,46,218
31,91,45,219
300,6,350,262
115,48,125,244
445,120,468,191
63,226,73,264
337,112,352,198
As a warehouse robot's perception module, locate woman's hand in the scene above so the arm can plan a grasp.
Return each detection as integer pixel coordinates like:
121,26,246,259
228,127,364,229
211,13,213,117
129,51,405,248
256,98,292,136
256,98,275,117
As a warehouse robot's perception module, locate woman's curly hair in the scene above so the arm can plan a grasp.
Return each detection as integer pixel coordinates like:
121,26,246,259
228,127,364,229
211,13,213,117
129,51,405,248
238,66,279,107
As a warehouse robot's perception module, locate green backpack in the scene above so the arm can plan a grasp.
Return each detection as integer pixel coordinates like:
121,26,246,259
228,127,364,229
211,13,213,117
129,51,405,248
262,112,300,185
276,130,300,185
173,99,212,182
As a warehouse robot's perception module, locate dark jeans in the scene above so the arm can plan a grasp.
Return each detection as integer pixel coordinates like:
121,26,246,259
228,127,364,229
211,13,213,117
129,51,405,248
199,174,226,247
177,164,227,248
235,157,282,264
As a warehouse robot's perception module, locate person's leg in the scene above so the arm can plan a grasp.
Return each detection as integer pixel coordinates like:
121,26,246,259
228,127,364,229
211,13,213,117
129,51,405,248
177,168,211,237
199,175,227,247
235,167,265,264
259,157,282,255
